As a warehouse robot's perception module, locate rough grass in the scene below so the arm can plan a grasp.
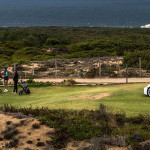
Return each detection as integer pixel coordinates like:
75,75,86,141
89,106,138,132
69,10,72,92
0,83,149,116
3,104,150,149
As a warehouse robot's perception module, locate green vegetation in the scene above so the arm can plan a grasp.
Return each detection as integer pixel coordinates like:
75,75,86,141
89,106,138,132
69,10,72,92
0,83,149,116
1,27,150,68
124,50,150,70
3,104,150,149
26,79,53,87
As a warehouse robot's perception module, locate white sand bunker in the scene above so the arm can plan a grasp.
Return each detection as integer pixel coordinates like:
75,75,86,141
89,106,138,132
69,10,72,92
69,93,111,100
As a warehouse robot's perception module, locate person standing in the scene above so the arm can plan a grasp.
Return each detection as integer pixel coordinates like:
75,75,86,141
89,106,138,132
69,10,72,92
0,68,2,79
0,69,2,93
13,70,19,94
3,67,9,92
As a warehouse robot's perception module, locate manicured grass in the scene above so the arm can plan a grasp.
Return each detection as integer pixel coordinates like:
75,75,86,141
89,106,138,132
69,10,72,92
0,83,149,116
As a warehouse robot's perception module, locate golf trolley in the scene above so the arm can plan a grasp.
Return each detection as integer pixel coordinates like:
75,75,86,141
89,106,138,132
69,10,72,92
19,79,30,95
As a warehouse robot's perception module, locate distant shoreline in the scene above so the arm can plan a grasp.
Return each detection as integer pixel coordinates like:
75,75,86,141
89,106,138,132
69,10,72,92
0,26,143,29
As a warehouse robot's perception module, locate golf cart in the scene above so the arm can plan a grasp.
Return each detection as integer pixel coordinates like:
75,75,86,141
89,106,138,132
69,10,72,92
144,84,150,97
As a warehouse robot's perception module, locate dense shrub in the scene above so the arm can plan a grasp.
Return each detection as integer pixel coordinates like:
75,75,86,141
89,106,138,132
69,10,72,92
46,38,60,46
1,27,150,67
26,79,52,87
2,103,150,148
124,50,150,69
60,78,77,86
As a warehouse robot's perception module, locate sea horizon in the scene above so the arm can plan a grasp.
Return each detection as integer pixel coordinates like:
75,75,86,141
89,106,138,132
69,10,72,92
0,0,150,28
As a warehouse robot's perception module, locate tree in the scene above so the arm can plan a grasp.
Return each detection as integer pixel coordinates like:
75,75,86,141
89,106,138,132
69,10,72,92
45,38,60,46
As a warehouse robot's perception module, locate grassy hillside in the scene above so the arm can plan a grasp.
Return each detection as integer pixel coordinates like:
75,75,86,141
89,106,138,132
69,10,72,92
0,83,149,116
1,27,150,69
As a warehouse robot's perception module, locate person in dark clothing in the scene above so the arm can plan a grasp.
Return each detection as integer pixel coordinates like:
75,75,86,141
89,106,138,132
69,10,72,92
0,69,2,79
13,70,19,94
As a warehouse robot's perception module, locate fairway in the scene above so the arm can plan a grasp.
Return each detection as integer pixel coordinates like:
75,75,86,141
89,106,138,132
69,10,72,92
0,83,150,116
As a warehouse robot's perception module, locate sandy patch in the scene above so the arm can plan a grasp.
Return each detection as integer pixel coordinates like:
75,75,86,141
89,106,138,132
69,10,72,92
69,93,111,100
23,78,150,84
0,112,54,150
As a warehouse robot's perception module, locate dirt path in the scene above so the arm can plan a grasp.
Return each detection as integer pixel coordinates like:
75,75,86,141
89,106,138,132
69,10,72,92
30,78,150,84
7,78,150,85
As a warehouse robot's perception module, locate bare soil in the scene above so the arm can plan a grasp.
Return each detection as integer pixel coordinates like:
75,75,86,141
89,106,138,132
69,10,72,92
0,112,54,150
0,112,147,150
34,78,150,84
69,93,111,100
7,78,150,85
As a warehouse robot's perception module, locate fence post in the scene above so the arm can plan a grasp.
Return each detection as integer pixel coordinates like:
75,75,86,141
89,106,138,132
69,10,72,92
126,65,128,84
139,57,142,77
25,71,27,78
14,62,16,71
118,59,120,75
55,59,57,78
99,60,102,78
78,70,80,78
32,62,35,76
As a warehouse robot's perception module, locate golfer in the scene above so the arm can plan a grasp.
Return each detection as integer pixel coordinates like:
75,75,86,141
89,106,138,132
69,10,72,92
3,67,9,92
12,69,19,94
0,69,2,79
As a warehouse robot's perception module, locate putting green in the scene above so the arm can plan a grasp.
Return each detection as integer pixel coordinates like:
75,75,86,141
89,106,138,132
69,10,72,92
0,83,149,116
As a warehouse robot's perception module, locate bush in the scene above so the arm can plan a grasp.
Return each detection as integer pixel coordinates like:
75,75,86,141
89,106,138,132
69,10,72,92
26,79,35,84
2,104,150,149
124,50,150,70
26,79,52,87
115,113,126,126
46,38,60,46
38,115,101,148
61,78,77,86
127,114,150,125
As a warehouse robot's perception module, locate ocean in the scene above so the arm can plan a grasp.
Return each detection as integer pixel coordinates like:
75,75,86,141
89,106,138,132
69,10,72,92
0,0,150,27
